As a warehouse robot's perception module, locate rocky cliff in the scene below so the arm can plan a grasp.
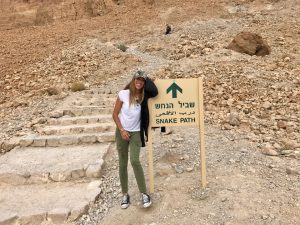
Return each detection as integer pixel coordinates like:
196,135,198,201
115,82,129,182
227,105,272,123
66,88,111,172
0,0,109,29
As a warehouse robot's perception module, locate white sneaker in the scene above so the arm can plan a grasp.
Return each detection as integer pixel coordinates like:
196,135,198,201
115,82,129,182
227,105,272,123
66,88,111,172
121,194,130,209
142,193,152,208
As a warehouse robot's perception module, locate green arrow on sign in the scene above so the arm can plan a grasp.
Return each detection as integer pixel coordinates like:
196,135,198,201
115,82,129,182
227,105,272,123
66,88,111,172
166,80,183,98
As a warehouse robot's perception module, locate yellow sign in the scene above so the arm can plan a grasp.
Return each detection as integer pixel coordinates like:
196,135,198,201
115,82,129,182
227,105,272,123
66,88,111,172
149,78,199,126
147,77,207,193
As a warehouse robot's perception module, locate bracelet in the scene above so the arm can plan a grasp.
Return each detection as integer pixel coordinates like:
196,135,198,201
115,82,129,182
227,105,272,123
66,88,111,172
120,128,125,132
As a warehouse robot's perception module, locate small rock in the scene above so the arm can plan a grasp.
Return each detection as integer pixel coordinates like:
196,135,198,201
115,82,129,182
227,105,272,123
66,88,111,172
261,214,269,220
269,214,275,219
2,139,17,151
281,138,296,149
261,143,278,156
183,154,190,160
49,111,63,118
273,142,282,149
31,117,47,125
186,167,194,172
173,137,184,142
277,121,286,129
229,158,235,163
221,197,228,202
262,101,272,109
174,165,184,174
223,123,233,130
286,168,299,175
228,112,240,126
280,150,294,155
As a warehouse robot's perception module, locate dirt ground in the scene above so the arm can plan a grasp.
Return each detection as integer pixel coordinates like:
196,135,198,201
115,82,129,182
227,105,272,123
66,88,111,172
90,125,299,225
0,0,299,224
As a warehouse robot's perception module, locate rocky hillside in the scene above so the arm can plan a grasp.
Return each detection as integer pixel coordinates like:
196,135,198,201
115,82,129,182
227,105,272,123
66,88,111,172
0,0,107,29
0,0,161,29
0,0,228,142
0,0,299,224
2,0,299,152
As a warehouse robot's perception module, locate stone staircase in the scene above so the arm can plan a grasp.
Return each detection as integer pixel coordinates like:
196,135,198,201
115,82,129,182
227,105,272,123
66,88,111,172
0,89,116,225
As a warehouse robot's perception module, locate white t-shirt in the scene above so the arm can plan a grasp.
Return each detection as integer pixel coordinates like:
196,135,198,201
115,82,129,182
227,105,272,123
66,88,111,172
118,89,141,132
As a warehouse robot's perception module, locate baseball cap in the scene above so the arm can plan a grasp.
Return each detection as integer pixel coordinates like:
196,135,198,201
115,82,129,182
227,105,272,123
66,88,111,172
133,70,147,80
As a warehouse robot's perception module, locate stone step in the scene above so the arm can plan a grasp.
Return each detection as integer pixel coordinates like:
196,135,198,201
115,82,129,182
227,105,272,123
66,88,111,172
78,93,116,99
19,132,115,148
62,107,113,116
72,96,115,101
71,99,115,107
47,114,112,126
82,90,116,95
0,144,110,185
36,122,115,135
0,180,103,224
69,95,115,105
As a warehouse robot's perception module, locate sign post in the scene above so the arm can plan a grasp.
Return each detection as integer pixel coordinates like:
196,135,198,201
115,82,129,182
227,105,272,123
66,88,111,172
198,78,207,188
147,77,207,193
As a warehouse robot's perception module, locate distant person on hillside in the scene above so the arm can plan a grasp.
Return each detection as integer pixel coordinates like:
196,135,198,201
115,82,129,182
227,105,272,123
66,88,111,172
112,69,158,209
165,24,172,35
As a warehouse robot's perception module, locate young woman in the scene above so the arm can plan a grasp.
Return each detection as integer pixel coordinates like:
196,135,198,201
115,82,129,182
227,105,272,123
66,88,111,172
112,70,158,209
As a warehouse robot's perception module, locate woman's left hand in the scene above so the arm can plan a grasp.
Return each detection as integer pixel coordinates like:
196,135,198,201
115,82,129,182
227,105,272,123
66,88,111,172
120,130,130,141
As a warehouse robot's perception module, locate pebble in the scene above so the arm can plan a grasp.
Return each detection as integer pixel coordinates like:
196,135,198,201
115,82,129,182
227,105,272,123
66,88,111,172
175,165,184,174
261,143,278,156
286,168,299,175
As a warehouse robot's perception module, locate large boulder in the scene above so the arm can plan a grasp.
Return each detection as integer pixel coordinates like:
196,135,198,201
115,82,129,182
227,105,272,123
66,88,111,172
227,31,271,56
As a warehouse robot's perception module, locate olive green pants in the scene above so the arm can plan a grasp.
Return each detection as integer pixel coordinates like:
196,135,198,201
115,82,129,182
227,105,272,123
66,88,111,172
115,129,147,194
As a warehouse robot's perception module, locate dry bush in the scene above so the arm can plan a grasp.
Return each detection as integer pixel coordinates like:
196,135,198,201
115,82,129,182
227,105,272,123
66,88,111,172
70,82,86,92
116,43,128,52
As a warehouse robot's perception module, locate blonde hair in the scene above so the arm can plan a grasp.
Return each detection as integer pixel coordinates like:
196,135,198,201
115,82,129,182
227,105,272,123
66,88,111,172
125,78,145,106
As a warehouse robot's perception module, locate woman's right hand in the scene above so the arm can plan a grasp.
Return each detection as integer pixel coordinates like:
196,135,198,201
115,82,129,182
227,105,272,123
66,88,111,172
120,130,130,141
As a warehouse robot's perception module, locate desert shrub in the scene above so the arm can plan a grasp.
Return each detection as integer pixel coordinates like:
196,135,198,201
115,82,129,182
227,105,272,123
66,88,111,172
70,82,86,92
116,43,128,52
